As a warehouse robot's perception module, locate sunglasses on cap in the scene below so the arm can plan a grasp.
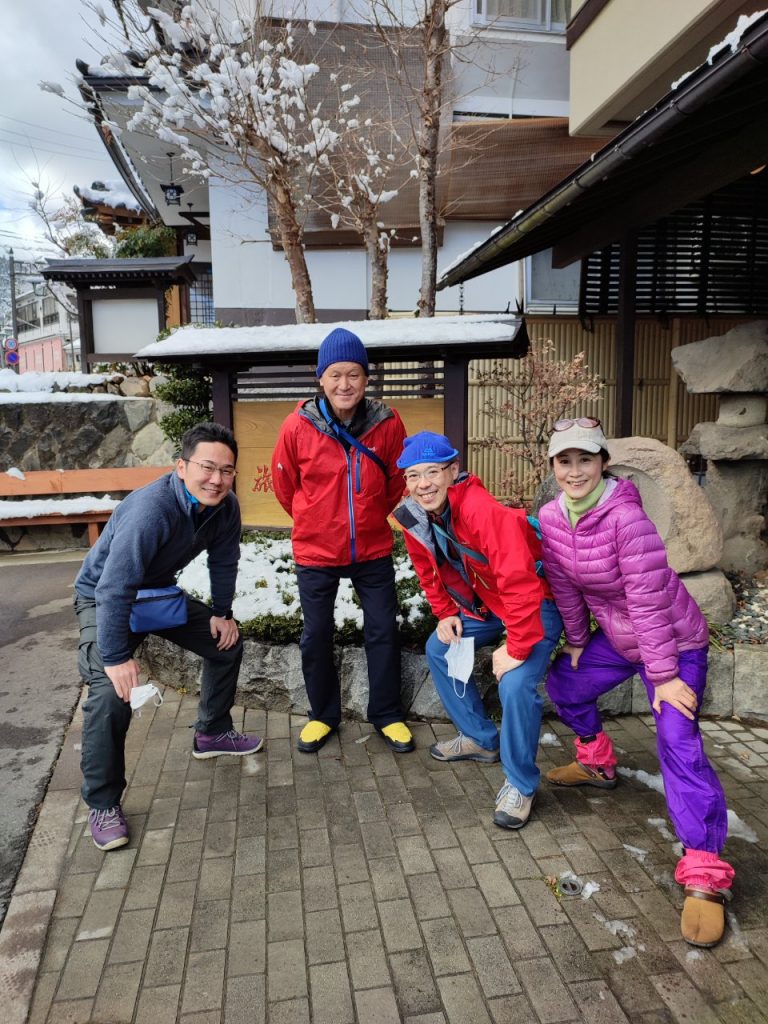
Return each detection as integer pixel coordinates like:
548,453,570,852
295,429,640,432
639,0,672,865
553,417,602,431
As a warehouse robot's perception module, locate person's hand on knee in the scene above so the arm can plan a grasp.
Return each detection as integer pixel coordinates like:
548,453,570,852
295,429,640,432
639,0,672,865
492,645,525,681
437,616,462,643
652,677,698,720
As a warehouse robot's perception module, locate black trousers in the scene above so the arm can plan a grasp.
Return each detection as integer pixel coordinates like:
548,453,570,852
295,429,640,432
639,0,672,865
295,556,403,729
75,594,243,809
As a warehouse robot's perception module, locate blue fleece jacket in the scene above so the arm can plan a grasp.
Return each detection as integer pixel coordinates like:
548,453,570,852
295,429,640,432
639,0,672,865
74,471,241,666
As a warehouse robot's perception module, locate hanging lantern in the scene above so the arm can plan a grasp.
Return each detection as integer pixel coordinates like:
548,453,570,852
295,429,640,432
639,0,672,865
160,152,184,206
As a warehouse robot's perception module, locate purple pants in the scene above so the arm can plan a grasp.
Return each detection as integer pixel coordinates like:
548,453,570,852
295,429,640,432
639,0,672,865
546,630,728,854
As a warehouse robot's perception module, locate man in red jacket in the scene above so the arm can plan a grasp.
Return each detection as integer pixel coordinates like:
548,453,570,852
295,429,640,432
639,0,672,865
272,328,413,754
393,431,562,829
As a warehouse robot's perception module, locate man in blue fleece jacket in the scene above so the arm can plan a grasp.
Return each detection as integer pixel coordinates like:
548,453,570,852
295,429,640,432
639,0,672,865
74,422,262,851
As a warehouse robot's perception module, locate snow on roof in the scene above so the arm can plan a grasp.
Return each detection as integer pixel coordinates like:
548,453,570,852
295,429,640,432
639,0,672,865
671,10,767,89
136,315,522,358
76,180,142,213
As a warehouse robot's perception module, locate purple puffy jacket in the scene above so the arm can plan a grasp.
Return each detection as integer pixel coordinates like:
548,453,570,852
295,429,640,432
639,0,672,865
539,477,708,684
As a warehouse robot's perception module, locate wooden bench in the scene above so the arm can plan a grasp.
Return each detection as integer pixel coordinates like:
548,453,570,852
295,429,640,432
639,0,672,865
0,467,170,545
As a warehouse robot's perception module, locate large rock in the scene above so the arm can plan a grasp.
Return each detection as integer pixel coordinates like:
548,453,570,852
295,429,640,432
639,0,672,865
130,422,175,465
607,436,723,573
733,645,768,719
679,569,735,624
717,394,767,427
703,461,768,574
139,633,749,722
680,423,768,460
671,321,768,393
119,377,151,398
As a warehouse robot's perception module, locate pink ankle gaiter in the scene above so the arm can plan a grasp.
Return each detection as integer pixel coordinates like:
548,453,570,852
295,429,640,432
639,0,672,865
675,849,735,891
575,732,618,773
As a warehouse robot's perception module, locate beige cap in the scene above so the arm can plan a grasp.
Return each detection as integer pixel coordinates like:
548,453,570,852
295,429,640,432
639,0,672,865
548,422,609,458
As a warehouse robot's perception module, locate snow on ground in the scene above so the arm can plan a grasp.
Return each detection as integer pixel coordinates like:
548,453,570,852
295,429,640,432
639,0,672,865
619,771,759,843
647,817,675,841
617,767,666,795
0,497,120,518
727,810,759,844
622,844,648,863
539,732,560,747
0,370,111,393
178,535,425,628
0,392,143,405
5,468,25,480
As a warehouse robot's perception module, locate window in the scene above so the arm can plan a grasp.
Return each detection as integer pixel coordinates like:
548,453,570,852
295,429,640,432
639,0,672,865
476,0,571,31
525,249,580,313
189,265,215,325
17,303,39,333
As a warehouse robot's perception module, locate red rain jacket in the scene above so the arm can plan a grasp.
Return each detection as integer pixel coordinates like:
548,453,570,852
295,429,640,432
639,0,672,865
394,474,553,660
272,397,406,567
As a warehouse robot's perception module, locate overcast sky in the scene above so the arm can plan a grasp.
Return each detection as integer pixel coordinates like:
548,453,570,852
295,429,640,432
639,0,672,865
0,0,117,260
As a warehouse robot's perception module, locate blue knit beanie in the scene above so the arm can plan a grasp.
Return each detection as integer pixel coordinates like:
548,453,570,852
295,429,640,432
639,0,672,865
316,328,369,377
397,431,459,469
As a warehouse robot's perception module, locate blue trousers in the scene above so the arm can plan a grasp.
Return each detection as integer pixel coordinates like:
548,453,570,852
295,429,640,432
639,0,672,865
425,600,562,795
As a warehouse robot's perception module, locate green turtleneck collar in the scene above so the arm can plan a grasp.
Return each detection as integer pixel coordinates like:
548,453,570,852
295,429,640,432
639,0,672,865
565,477,607,527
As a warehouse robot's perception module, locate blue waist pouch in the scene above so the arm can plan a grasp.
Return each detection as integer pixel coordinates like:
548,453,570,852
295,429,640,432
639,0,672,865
129,585,188,633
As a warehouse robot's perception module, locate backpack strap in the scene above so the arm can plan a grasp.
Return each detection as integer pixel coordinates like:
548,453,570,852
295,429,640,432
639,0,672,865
430,520,489,566
319,398,388,475
526,514,545,578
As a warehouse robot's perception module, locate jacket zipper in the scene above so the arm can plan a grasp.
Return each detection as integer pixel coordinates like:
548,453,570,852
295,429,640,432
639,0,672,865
346,451,356,562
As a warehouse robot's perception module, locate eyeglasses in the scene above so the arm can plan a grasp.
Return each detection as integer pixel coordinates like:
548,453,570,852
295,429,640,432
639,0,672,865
185,458,237,479
404,466,451,484
553,417,602,431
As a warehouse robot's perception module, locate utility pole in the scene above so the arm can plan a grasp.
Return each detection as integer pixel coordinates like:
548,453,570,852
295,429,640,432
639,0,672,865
8,249,20,374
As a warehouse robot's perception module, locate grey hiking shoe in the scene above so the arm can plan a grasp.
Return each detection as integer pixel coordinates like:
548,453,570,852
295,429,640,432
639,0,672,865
493,781,535,830
429,733,500,763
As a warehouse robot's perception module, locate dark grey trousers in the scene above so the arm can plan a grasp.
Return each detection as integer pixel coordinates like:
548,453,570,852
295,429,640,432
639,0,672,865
75,594,243,810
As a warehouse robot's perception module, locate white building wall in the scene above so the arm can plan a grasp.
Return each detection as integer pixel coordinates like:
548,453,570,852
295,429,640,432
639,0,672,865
210,179,518,316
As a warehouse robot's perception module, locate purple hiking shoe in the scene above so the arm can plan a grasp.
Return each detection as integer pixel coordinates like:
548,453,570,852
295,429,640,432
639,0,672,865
193,728,264,759
88,805,129,851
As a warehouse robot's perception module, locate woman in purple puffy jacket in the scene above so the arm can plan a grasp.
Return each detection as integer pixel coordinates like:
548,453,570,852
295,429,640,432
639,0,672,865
538,418,733,949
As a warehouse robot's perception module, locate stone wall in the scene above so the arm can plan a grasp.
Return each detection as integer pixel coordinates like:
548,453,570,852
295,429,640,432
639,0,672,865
674,321,768,574
139,635,768,722
0,385,174,552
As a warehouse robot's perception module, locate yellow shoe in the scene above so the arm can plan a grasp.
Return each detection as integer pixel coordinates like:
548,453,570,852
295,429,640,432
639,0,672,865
297,720,334,753
377,721,415,753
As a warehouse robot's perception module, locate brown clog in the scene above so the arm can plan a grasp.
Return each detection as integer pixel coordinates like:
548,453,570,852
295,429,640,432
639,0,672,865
680,886,727,947
546,760,617,789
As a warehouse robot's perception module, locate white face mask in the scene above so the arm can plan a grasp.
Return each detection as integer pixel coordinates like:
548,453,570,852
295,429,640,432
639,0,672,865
130,683,164,714
446,636,475,698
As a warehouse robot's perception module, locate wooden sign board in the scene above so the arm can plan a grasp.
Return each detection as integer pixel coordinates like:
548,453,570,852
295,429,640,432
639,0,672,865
234,397,445,528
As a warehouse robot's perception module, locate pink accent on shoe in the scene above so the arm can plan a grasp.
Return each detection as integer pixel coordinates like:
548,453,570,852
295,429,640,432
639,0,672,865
574,731,617,774
675,848,735,891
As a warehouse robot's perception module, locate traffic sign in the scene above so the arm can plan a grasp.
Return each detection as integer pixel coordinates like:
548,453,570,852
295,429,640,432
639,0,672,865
4,337,18,351
5,351,19,365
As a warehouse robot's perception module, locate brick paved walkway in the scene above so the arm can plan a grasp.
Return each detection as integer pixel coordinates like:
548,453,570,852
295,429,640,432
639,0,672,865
3,689,768,1024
